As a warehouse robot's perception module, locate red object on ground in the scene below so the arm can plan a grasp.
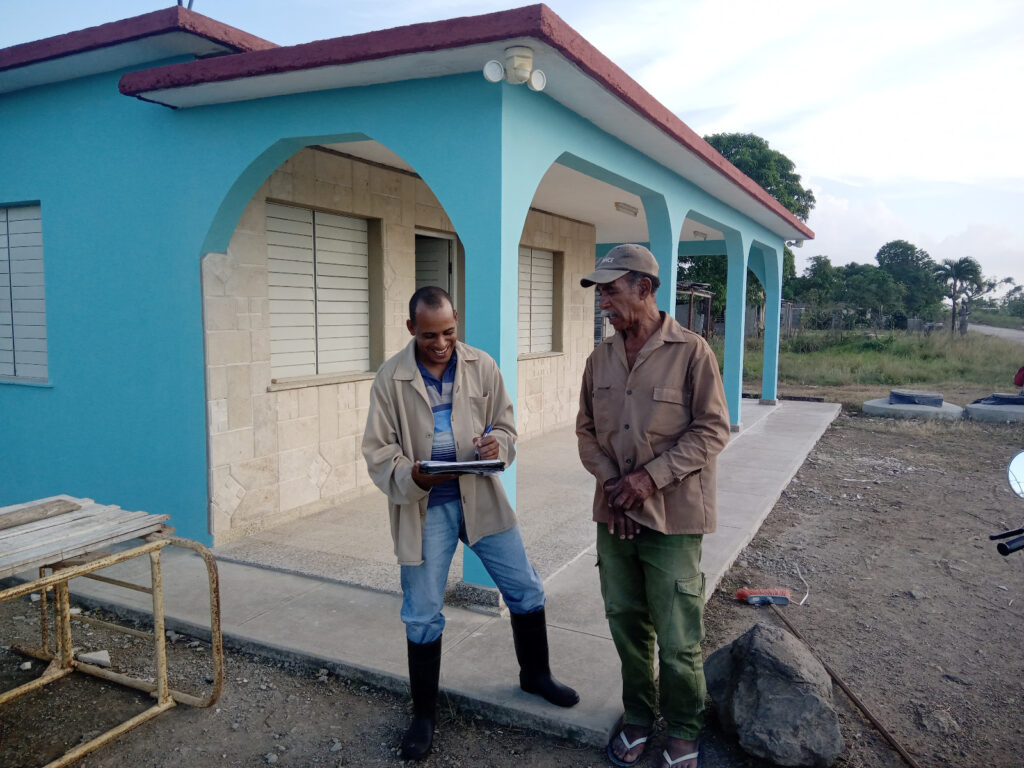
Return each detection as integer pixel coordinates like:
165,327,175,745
1014,365,1024,387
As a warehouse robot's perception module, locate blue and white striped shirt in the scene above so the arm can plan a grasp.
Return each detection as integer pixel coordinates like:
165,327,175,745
418,351,460,507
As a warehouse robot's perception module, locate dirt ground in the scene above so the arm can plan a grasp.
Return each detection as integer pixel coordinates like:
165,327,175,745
2,412,1023,768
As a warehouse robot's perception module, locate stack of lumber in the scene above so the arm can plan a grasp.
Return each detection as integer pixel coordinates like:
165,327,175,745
0,495,169,579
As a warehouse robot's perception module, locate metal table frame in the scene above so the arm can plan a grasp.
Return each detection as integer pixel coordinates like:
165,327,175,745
0,530,223,768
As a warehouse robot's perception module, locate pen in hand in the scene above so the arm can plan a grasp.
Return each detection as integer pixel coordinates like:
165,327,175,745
475,424,493,458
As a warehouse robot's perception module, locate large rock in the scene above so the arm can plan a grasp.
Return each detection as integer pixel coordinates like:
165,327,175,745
705,623,845,767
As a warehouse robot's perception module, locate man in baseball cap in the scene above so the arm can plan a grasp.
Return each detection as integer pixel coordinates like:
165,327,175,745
580,243,660,288
576,243,730,768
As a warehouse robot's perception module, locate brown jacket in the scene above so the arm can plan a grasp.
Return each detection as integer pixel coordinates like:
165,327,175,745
576,313,730,534
362,340,518,565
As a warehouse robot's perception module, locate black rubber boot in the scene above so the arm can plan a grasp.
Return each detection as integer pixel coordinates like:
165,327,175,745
510,608,580,707
400,636,442,760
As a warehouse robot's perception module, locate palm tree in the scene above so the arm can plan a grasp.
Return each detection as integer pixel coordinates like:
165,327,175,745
934,257,983,333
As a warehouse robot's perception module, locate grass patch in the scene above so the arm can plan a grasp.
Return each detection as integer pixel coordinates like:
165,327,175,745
711,330,1023,408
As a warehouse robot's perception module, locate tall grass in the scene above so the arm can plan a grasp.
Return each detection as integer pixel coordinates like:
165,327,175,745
712,331,1022,390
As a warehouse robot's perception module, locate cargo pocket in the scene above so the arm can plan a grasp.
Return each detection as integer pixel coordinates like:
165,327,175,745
665,572,706,649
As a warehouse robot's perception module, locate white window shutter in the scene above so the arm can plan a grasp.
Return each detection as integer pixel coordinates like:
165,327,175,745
518,246,532,355
314,211,369,374
0,205,46,380
529,248,554,354
267,202,317,378
266,203,371,378
518,247,554,355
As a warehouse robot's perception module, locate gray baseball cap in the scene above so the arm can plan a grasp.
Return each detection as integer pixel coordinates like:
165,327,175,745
580,243,659,287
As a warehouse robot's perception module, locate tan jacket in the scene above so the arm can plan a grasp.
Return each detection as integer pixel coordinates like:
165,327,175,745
362,340,518,565
576,313,730,534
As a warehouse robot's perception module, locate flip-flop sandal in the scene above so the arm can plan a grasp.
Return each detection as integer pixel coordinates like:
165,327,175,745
660,745,702,768
606,729,650,767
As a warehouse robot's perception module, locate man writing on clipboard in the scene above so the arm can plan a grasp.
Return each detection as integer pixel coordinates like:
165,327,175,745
362,286,578,761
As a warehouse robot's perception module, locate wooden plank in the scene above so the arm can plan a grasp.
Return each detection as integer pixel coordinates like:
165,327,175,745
0,507,95,542
0,499,80,531
0,515,169,579
0,507,154,557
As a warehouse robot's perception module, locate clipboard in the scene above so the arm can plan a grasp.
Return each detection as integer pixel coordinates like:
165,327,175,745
419,460,505,475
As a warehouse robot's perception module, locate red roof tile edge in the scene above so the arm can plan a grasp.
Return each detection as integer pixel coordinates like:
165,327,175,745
0,6,276,73
117,4,811,238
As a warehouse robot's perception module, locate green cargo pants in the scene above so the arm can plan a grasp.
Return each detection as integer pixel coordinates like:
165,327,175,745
596,524,706,740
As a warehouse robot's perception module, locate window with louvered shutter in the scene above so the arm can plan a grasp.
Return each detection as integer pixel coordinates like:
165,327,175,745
0,205,47,381
518,246,554,355
267,202,370,379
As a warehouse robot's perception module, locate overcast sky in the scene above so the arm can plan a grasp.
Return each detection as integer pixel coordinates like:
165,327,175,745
4,0,1022,289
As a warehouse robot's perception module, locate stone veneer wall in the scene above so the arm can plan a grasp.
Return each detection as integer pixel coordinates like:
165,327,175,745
516,211,596,440
203,147,596,543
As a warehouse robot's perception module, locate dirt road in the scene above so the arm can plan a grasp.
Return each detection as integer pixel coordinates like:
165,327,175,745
971,323,1024,345
3,413,1023,767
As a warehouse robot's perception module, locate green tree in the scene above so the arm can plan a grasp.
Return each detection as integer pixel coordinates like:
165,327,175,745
1003,285,1024,318
836,263,902,324
681,133,814,315
704,133,816,221
790,255,839,306
934,257,983,333
875,240,942,318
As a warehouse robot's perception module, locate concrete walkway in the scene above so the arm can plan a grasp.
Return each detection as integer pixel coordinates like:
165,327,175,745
21,400,839,747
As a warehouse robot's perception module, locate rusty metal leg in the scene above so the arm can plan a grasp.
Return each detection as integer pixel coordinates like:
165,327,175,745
39,698,176,768
54,580,74,669
149,549,171,705
38,567,52,657
159,536,224,707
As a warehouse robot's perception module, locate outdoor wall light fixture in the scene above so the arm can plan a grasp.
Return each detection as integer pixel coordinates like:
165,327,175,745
785,239,805,248
482,46,547,91
692,229,708,240
614,201,639,216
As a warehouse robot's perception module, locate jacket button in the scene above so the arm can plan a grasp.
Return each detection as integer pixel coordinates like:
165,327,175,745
626,458,633,464
627,389,632,395
624,424,630,430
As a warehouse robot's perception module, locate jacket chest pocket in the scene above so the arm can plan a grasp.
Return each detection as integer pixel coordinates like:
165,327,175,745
468,394,490,434
648,387,691,438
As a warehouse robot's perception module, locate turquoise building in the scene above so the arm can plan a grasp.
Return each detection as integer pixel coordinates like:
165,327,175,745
0,5,813,549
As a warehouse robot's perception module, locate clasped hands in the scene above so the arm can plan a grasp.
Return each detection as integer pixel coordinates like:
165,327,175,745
603,469,655,540
411,432,499,490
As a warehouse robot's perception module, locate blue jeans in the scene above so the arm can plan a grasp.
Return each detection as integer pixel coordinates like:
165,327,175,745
400,498,545,644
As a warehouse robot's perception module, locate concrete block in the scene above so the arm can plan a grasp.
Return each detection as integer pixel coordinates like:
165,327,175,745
862,398,963,421
231,456,278,490
268,170,293,200
298,387,318,418
278,416,319,452
204,296,238,331
279,477,320,512
211,465,245,515
208,398,228,434
321,437,357,468
207,330,252,366
314,150,352,186
279,446,321,483
965,403,1024,423
210,429,254,467
319,386,340,442
276,390,300,421
207,364,228,400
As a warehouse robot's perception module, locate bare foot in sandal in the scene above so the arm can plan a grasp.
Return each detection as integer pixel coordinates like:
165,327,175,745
606,723,654,767
658,736,700,768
